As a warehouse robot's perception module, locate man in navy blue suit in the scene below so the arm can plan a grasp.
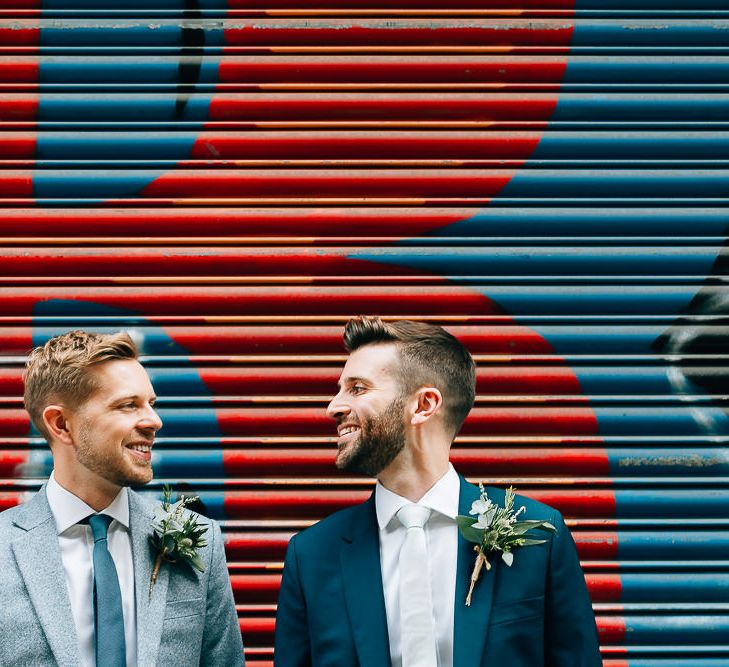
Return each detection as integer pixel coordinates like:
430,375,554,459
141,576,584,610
274,317,601,667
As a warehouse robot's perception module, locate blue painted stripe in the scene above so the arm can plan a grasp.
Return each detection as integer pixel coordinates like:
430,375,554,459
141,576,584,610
38,95,213,123
551,94,729,122
528,325,684,356
530,133,729,160
138,489,226,520
564,58,729,83
617,531,729,559
497,170,729,198
153,450,225,479
43,0,227,8
620,615,729,643
615,490,729,518
571,22,729,47
38,22,224,48
38,58,221,84
156,409,222,437
478,286,706,315
35,133,200,160
350,247,723,276
32,170,169,200
608,448,729,477
429,208,729,238
594,406,729,436
146,369,217,397
620,573,729,602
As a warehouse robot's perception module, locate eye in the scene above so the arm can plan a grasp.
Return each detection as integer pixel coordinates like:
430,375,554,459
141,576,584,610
350,385,366,395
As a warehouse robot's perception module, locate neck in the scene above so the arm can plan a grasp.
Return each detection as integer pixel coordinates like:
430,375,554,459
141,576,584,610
377,446,450,503
53,467,122,512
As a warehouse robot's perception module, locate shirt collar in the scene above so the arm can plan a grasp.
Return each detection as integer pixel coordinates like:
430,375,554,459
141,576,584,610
46,470,130,535
375,462,460,530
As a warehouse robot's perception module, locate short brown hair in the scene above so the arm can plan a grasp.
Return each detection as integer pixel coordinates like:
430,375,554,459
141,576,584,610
343,317,476,437
23,330,138,440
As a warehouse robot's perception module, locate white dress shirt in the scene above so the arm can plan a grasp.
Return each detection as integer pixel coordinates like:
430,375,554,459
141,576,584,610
376,463,459,667
46,472,137,667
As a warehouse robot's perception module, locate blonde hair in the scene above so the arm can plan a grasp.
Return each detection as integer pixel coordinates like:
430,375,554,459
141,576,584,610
23,330,138,440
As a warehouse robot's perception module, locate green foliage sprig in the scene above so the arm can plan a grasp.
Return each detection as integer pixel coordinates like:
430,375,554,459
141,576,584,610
456,484,556,606
149,484,209,597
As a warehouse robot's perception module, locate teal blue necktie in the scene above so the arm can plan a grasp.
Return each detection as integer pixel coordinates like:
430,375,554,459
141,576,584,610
88,514,126,667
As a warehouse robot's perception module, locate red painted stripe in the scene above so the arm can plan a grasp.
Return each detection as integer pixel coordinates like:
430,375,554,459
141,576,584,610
231,572,614,605
596,615,627,644
217,58,569,84
0,451,29,478
524,490,617,517
0,368,26,396
0,95,39,121
0,492,24,511
222,448,611,477
196,366,583,396
207,94,560,122
0,132,36,159
0,208,471,238
0,171,33,197
214,406,599,436
0,286,504,316
141,169,515,198
0,327,33,354
189,132,543,160
0,59,39,82
168,325,557,355
223,490,370,518
585,573,623,601
231,574,281,603
0,22,40,47
221,22,575,47
222,489,615,519
0,410,31,436
573,531,620,559
224,531,294,561
239,617,275,646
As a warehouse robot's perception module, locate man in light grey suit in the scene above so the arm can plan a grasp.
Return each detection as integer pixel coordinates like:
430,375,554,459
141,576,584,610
0,330,245,666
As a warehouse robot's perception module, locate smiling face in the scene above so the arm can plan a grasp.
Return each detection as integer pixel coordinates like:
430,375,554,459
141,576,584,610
64,358,162,490
326,343,407,476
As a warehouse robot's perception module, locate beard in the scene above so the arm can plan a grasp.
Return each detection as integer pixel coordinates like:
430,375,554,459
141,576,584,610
336,396,406,476
76,424,153,488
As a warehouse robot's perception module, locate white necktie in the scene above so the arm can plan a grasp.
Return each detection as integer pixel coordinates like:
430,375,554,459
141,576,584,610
397,504,438,667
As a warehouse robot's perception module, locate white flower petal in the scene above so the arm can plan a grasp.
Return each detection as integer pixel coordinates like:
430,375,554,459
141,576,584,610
502,551,514,567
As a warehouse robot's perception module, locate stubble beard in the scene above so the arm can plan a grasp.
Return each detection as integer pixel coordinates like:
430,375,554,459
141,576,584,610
336,396,406,477
76,423,153,488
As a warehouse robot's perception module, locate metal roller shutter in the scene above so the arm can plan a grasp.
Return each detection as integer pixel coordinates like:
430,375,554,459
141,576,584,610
1,1,728,665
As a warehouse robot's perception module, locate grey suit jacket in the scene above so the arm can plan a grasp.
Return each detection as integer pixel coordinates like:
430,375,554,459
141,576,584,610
0,485,245,667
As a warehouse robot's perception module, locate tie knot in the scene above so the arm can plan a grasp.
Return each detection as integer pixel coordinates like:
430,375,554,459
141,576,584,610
397,504,431,530
87,514,113,542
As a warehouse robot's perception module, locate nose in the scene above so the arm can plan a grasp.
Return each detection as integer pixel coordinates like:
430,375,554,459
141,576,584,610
140,404,163,433
326,389,350,421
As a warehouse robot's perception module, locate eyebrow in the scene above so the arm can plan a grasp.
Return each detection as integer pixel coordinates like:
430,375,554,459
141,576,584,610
110,394,157,404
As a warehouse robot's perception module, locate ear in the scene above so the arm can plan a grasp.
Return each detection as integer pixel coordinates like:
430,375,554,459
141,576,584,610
42,405,74,446
410,387,443,426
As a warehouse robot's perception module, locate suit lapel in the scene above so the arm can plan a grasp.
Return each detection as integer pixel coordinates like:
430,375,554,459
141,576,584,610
340,494,391,667
453,477,498,667
11,488,82,666
129,490,170,667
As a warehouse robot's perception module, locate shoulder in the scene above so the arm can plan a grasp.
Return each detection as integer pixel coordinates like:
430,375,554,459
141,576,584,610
290,500,372,552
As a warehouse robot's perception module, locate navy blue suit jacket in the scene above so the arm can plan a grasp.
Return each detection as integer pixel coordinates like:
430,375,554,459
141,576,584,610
274,475,601,666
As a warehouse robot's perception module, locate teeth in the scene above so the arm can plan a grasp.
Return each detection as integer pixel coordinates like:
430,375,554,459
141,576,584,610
339,426,360,436
129,444,151,453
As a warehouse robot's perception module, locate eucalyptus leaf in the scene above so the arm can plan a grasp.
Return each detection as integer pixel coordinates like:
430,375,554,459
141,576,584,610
455,515,483,545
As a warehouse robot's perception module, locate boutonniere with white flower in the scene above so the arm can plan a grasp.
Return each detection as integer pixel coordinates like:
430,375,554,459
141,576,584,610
149,485,209,597
456,484,556,606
